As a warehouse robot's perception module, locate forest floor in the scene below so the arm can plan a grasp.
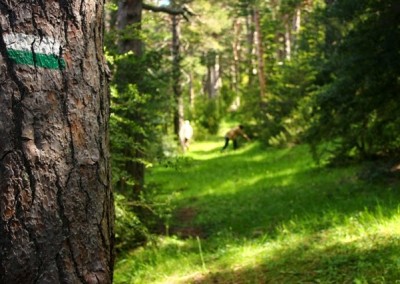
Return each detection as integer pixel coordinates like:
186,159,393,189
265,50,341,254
113,130,400,283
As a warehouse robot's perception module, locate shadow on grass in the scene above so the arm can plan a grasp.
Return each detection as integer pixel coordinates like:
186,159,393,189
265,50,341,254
182,236,400,283
149,142,400,241
116,142,400,284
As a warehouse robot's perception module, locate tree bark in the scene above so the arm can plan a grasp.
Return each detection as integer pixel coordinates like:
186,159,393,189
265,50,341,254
0,1,114,283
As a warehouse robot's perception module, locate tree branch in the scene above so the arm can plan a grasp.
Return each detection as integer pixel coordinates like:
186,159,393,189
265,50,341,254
142,3,196,21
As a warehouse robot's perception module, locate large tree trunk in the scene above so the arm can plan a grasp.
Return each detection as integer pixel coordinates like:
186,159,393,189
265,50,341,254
0,1,114,283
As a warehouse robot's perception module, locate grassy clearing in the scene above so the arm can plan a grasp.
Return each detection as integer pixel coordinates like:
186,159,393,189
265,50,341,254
114,136,400,283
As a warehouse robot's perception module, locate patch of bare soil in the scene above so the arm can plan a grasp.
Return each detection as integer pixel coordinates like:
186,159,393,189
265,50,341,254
170,207,206,238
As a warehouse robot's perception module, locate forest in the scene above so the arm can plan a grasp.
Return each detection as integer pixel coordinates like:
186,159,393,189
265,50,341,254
109,0,400,283
0,0,399,283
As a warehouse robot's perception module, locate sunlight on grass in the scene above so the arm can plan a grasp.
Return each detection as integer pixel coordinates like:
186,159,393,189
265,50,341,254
117,208,400,284
115,139,400,283
189,142,222,160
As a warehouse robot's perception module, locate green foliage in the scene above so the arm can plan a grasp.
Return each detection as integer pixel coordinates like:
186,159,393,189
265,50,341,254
109,0,400,271
306,0,400,162
114,186,179,253
114,193,149,252
230,0,326,147
194,98,222,135
108,43,174,248
266,53,319,147
109,50,172,191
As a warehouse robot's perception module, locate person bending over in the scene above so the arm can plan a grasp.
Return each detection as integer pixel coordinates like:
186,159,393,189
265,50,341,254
221,125,250,151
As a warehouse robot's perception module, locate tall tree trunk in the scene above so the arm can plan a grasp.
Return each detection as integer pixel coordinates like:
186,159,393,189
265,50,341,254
117,0,143,55
171,14,183,136
245,11,255,87
189,71,195,108
253,9,266,100
116,0,145,194
285,7,301,59
292,7,301,41
284,14,292,60
232,18,242,97
204,52,220,99
0,1,114,283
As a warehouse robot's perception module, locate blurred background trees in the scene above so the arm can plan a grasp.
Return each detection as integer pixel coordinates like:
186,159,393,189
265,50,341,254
106,0,400,249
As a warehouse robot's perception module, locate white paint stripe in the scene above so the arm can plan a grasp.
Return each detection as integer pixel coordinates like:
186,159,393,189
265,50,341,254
3,33,61,55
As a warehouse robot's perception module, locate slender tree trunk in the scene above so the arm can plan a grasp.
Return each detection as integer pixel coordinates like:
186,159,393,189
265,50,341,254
206,66,214,99
253,9,266,100
205,53,220,99
292,7,301,41
0,1,114,283
189,71,195,108
116,0,145,195
245,11,255,87
232,18,242,97
171,14,183,136
284,14,292,60
285,7,301,59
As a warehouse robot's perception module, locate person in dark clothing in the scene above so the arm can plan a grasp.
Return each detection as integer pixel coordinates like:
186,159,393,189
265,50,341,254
221,125,250,151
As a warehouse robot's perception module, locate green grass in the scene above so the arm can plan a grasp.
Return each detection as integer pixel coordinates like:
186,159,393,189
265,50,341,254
114,137,400,284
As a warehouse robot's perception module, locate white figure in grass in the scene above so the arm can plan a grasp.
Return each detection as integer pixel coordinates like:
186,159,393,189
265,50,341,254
179,120,193,152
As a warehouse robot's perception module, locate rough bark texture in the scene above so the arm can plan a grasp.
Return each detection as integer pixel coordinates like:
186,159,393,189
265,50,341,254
0,1,114,283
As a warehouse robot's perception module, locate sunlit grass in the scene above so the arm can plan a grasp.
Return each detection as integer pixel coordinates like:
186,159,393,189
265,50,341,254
114,138,400,283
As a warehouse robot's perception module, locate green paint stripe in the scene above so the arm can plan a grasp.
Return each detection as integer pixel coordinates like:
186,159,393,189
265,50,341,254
7,49,66,70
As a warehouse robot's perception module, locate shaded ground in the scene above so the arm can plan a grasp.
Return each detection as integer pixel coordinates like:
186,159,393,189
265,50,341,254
170,206,205,238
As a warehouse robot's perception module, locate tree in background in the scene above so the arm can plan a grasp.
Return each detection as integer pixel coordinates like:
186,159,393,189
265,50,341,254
110,0,195,196
107,0,194,250
306,0,400,162
113,0,148,195
0,1,114,282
